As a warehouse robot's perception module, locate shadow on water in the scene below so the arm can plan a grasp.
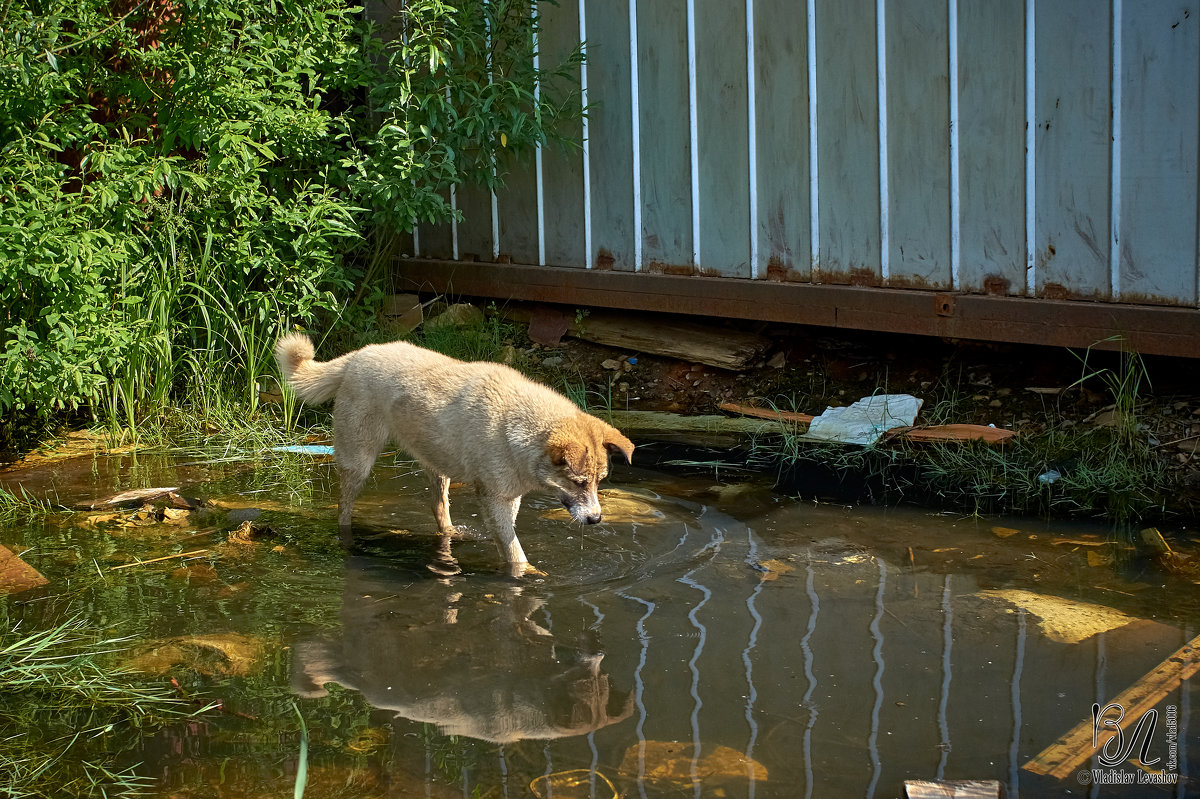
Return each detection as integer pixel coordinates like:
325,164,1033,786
2,451,1199,797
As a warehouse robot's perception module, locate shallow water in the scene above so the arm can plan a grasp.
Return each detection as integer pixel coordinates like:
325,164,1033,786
2,450,1199,797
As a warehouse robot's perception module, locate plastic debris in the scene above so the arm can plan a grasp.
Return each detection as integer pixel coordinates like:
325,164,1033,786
529,769,618,799
803,394,923,446
1036,469,1061,485
272,445,335,456
905,779,1002,798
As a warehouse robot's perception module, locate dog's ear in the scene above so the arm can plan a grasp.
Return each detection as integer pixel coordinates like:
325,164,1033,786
603,427,635,464
548,440,585,471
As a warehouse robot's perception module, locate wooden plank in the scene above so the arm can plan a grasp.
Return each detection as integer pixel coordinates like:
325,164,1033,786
537,0,586,268
755,0,812,281
884,0,951,289
814,0,880,283
719,402,815,426
1116,1,1200,304
695,0,750,277
77,486,184,510
395,259,1200,357
0,545,48,594
904,780,1001,799
569,313,770,369
1023,633,1200,779
885,424,1017,445
1034,2,1112,299
957,0,1026,296
635,0,693,271
584,0,635,270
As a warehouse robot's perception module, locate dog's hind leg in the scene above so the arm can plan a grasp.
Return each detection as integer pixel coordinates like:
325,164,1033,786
428,473,462,576
334,419,387,539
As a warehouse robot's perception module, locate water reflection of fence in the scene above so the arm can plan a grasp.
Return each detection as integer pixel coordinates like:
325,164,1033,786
445,507,1195,798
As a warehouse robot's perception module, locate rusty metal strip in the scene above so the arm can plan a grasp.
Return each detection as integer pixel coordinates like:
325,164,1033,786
394,259,1200,358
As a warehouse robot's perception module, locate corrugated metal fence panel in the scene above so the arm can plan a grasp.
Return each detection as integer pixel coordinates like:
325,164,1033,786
1034,1,1113,301
696,0,752,278
885,0,952,289
957,0,1026,296
636,0,693,271
583,1,636,271
534,1,586,268
409,0,1200,309
814,0,881,284
754,0,810,281
1118,0,1200,305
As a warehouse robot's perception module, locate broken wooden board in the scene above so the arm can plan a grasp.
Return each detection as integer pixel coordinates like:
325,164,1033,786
76,487,195,511
884,424,1017,445
1023,632,1200,779
905,780,1002,798
718,404,1015,445
568,313,770,370
718,402,815,426
0,545,48,594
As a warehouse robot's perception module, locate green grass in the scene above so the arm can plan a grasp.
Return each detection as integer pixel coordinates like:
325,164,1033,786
751,345,1172,529
0,617,205,799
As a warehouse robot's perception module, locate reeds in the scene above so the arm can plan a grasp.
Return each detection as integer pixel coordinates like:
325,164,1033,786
0,617,203,798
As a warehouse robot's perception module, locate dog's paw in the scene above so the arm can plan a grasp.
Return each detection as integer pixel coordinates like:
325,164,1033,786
521,563,548,578
427,556,462,577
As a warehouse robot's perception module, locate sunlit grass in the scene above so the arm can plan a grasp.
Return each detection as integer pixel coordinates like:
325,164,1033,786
0,617,206,799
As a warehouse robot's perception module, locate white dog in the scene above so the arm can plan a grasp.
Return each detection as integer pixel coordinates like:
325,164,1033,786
275,333,634,576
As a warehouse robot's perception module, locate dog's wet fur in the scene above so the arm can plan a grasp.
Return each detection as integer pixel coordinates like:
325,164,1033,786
275,333,634,576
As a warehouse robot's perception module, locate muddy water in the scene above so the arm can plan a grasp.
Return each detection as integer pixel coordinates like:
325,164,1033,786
2,451,1199,798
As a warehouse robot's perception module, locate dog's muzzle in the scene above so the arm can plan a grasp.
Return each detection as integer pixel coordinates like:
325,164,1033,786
561,495,603,525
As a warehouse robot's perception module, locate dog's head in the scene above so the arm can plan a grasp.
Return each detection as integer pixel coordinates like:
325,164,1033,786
544,415,635,525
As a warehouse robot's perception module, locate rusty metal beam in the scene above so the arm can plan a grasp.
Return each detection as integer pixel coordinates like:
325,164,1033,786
394,259,1200,358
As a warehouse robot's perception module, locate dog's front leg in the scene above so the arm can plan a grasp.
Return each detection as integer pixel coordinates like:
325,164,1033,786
480,495,543,578
428,473,461,577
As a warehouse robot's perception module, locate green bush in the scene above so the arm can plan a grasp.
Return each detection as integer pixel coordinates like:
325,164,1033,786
0,0,576,449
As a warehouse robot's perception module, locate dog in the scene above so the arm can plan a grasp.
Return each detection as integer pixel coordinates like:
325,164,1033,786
274,333,634,577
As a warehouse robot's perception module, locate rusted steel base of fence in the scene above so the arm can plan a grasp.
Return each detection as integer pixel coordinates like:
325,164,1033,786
395,259,1200,359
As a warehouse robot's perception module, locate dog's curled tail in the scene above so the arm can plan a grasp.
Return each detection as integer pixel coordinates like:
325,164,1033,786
274,333,347,405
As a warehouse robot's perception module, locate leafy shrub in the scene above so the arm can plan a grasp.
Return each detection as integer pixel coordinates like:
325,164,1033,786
0,0,576,450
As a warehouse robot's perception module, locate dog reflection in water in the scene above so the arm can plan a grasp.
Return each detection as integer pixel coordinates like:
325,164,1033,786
292,557,633,744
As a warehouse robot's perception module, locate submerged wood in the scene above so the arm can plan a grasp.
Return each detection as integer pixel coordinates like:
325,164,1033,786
0,544,49,594
77,486,195,510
